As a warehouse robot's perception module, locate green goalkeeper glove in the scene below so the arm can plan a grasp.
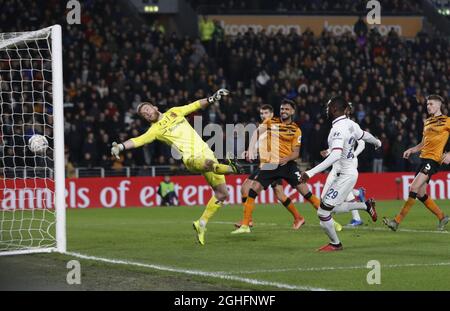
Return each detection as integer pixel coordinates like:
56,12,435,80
208,88,230,104
111,142,125,160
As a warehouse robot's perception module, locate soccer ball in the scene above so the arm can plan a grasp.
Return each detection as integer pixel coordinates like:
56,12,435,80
28,134,49,153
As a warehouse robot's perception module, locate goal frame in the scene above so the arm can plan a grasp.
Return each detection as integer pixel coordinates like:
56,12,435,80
0,25,66,256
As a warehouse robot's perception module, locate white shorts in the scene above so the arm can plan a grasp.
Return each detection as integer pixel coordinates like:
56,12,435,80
322,172,358,207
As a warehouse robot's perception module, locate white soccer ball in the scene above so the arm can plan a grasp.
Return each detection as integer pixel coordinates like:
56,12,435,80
28,134,49,153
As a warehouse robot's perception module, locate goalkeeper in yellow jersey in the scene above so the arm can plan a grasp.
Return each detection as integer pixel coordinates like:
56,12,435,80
110,89,241,245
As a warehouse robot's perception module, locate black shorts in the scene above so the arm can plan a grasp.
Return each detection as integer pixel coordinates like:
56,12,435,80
248,168,283,188
415,158,439,181
254,161,300,190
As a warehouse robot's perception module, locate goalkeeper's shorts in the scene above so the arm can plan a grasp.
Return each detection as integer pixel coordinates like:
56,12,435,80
183,151,226,188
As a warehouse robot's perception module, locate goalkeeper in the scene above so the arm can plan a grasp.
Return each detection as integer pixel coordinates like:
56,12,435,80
111,89,241,245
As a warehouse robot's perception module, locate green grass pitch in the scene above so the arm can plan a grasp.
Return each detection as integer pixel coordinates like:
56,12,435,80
1,200,450,290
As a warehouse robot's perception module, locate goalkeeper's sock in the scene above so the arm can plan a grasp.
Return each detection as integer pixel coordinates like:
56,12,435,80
394,192,417,224
419,195,445,220
304,191,320,210
241,196,247,204
199,196,223,227
213,163,232,175
282,198,302,220
242,189,257,226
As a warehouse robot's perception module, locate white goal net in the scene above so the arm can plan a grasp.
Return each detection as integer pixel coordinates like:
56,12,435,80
0,25,66,256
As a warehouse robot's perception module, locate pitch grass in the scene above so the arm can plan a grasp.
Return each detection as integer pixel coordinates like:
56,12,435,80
2,200,450,290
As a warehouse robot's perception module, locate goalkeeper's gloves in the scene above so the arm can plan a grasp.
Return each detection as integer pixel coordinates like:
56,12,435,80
208,88,230,104
111,142,125,160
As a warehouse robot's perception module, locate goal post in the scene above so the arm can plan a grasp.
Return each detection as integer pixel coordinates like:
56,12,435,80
52,25,66,254
0,25,66,256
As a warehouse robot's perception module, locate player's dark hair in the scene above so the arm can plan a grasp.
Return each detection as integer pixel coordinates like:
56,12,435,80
260,104,274,112
280,98,295,109
426,94,446,105
328,96,349,113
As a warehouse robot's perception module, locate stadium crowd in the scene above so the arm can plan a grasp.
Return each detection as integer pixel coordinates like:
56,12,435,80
0,0,449,174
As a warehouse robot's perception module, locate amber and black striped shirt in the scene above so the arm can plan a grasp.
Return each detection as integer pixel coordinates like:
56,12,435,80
421,115,450,163
258,117,302,164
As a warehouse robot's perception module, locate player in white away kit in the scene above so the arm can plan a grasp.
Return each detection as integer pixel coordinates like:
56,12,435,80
301,96,381,252
320,103,366,226
321,141,366,225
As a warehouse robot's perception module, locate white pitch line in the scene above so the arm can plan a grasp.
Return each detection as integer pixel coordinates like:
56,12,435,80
213,221,278,226
211,221,450,235
357,226,450,234
217,262,450,275
65,251,329,291
72,221,450,234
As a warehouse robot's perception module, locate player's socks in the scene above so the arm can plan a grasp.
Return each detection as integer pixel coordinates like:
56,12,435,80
394,192,417,224
242,189,257,226
318,205,340,245
351,210,362,221
282,198,302,220
212,163,233,174
418,195,445,220
242,199,255,226
242,196,247,203
199,196,223,226
304,191,320,210
333,202,367,214
321,219,340,244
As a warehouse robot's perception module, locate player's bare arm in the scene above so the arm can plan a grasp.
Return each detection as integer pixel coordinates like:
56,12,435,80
403,139,424,159
442,152,450,164
279,146,300,166
320,149,331,158
248,123,268,161
246,129,258,161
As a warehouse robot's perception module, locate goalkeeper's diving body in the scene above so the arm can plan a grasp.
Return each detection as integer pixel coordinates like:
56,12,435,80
111,89,241,245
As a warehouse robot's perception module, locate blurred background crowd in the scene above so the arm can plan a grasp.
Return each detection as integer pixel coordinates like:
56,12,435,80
0,0,449,175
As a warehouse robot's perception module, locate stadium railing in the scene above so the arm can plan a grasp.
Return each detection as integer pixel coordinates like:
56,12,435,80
196,5,423,16
71,164,259,178
70,161,312,178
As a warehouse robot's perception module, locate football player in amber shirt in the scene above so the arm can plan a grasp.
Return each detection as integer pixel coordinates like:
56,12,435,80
384,95,449,231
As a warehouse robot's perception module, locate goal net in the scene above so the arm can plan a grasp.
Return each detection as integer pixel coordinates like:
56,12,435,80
0,25,66,256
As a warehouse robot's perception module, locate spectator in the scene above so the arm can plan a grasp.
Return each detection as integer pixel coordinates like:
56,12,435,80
211,19,225,57
198,15,215,51
372,144,384,173
0,0,445,175
391,136,407,171
158,175,179,206
354,16,368,37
